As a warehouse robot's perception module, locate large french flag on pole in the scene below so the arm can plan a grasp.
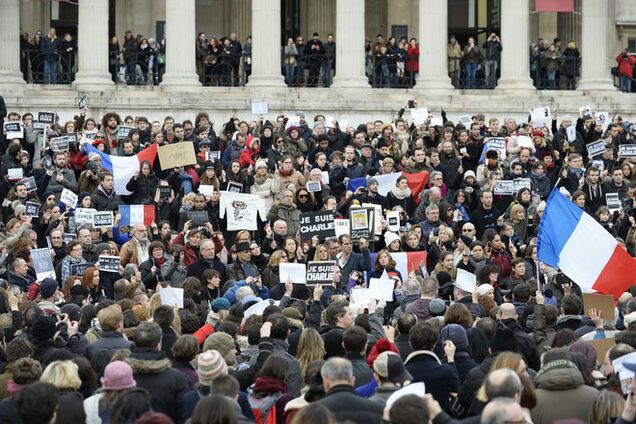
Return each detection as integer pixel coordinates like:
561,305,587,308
119,205,156,227
538,188,636,299
84,143,158,195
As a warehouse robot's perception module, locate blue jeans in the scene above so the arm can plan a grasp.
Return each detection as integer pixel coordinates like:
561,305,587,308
547,70,557,88
620,75,632,93
465,63,478,88
43,60,57,84
322,62,332,87
284,65,295,86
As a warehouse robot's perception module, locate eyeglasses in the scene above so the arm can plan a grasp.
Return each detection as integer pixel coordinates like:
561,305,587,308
298,194,308,198
463,228,475,233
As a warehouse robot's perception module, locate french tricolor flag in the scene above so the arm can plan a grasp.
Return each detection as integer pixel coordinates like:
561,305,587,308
538,188,636,299
119,205,156,227
347,171,429,203
369,251,428,281
84,143,158,195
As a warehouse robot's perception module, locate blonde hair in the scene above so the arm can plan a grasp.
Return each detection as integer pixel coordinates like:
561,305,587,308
297,328,326,377
181,192,196,204
41,360,82,390
98,304,123,331
589,390,625,424
312,244,328,262
267,250,287,268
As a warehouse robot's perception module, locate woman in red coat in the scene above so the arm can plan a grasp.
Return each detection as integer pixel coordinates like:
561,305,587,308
406,38,419,87
616,50,636,93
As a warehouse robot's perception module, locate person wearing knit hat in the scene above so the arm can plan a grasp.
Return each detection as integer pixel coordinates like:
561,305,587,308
440,324,475,383
211,297,231,312
12,202,26,220
203,332,237,366
367,177,378,188
101,361,137,390
77,191,92,208
31,316,57,342
476,283,494,297
255,159,268,170
196,350,228,386
384,232,400,250
39,278,58,300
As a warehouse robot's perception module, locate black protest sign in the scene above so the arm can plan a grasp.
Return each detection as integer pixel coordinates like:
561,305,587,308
38,112,55,124
4,122,23,139
619,145,636,158
349,207,374,240
64,233,77,243
299,211,335,240
31,248,55,280
21,176,37,193
306,261,336,285
606,193,621,213
117,126,136,140
99,256,121,273
66,132,79,144
33,122,46,131
70,262,92,276
25,201,41,217
159,186,172,199
586,139,607,158
187,211,209,227
227,182,243,193
51,136,70,152
92,211,114,228
78,95,88,110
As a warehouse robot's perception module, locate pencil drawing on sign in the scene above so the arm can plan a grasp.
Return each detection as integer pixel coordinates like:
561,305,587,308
232,200,247,221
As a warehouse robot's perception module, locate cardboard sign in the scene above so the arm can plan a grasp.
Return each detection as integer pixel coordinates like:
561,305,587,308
307,181,322,193
25,201,41,217
334,219,350,238
4,122,23,139
369,277,395,301
21,176,37,193
566,125,577,143
159,287,184,308
117,126,136,141
619,145,636,158
31,248,56,281
99,255,121,273
484,137,506,160
187,211,209,227
60,188,79,209
586,139,607,158
158,141,197,170
386,210,401,232
589,338,615,365
227,182,243,193
494,178,532,195
75,208,96,225
38,112,55,124
583,293,615,321
606,193,621,213
306,261,336,285
251,101,269,115
279,263,307,285
7,168,23,180
92,211,114,228
70,262,92,276
51,136,70,152
349,207,374,240
299,211,335,240
78,95,88,110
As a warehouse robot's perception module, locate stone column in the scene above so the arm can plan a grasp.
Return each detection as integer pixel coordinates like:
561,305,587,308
497,0,534,90
160,0,200,87
247,0,285,87
416,0,453,90
331,0,369,88
0,0,25,86
73,0,113,88
578,0,614,90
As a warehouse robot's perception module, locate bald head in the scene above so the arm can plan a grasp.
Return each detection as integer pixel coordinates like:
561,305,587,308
321,357,354,391
498,303,518,321
484,369,522,401
480,398,524,424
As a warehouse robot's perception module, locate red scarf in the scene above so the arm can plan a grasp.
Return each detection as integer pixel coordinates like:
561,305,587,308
253,377,287,394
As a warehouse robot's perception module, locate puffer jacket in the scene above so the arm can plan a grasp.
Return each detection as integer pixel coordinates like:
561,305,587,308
531,359,599,424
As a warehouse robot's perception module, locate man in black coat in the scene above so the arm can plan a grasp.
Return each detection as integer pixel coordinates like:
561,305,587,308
126,322,190,422
316,357,383,424
497,303,540,371
186,238,226,281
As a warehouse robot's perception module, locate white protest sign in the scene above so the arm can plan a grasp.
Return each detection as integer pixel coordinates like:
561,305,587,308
517,135,533,149
285,116,301,130
612,351,636,395
325,116,336,129
75,208,96,225
369,277,394,301
386,383,426,410
410,108,429,126
334,219,350,238
279,263,307,285
159,286,184,308
430,117,444,127
350,287,370,306
60,188,78,209
321,171,330,185
7,168,23,180
596,112,609,128
31,248,55,281
386,210,401,232
455,269,477,293
198,185,215,196
484,137,506,160
566,125,577,143
243,299,271,323
251,101,268,115
530,106,551,127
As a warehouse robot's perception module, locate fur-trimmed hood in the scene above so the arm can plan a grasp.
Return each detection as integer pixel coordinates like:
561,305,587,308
126,348,172,374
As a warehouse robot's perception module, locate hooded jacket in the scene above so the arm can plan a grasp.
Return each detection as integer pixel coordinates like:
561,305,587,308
531,359,599,424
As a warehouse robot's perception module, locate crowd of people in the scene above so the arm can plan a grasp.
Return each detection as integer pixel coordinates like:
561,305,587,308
3,92,636,424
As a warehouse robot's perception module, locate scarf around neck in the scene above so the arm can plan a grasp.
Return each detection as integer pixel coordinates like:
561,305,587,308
391,185,412,200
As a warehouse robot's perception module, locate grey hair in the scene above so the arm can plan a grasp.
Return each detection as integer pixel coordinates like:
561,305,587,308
321,357,353,383
404,278,421,296
235,286,253,304
425,203,439,215
429,171,443,181
122,263,139,279
484,369,522,400
480,397,522,424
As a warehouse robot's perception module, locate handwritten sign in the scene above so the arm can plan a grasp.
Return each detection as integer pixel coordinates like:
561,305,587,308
158,141,197,170
60,189,79,209
75,208,96,225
